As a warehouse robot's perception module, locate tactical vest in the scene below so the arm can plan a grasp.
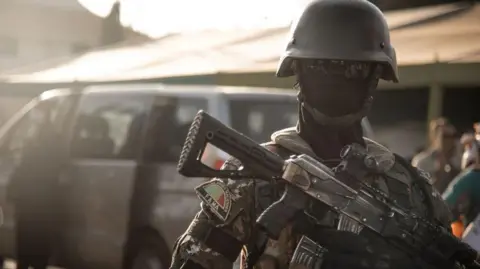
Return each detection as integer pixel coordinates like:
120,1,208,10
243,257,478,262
240,127,452,269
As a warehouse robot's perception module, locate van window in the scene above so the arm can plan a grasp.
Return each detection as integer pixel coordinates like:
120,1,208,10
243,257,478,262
229,97,375,142
70,93,152,160
229,98,298,143
143,96,207,163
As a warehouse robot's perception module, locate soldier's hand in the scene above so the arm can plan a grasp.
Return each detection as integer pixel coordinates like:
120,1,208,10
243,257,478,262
312,229,417,269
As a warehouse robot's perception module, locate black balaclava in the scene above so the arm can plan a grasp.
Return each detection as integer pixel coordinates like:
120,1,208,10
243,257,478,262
295,59,382,163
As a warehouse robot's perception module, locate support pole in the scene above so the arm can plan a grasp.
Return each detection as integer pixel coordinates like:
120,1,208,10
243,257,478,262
426,83,445,138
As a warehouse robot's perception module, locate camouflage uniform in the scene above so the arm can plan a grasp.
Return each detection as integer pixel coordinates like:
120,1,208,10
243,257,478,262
170,0,455,268
170,128,453,269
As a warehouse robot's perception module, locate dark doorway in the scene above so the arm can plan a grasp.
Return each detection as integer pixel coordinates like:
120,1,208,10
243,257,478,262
442,87,480,134
369,88,429,127
368,88,429,158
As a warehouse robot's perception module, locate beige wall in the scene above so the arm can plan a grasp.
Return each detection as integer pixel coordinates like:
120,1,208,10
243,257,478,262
0,0,145,72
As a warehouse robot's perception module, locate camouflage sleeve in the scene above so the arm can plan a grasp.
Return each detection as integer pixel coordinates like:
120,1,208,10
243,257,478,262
170,158,260,269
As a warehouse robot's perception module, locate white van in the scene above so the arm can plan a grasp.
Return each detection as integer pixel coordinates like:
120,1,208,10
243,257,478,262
0,84,374,269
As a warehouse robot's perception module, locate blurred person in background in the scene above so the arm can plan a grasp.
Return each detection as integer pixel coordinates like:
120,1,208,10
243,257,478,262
412,118,460,193
474,122,480,140
406,118,448,163
7,105,65,269
460,132,476,169
406,146,424,164
429,117,449,146
443,128,480,240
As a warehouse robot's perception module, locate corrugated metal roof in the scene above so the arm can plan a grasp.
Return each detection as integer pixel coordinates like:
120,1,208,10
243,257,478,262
1,2,479,84
386,2,470,29
391,3,480,65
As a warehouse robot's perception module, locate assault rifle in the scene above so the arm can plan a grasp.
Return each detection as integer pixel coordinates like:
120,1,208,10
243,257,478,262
177,110,480,269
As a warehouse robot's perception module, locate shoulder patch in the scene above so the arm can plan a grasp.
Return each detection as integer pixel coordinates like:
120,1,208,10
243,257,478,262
195,180,233,222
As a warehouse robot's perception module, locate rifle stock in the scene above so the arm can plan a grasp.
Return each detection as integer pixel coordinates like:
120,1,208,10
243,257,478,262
177,110,306,239
177,110,285,179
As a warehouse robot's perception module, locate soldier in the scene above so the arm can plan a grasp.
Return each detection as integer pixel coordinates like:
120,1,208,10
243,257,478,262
170,1,455,269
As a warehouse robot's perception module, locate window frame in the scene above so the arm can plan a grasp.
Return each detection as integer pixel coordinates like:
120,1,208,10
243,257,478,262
227,94,299,143
226,93,375,139
67,92,154,162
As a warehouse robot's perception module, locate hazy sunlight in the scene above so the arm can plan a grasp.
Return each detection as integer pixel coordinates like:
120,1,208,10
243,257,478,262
78,0,310,38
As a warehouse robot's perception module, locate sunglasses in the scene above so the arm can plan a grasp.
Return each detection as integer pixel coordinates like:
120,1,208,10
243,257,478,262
296,60,377,79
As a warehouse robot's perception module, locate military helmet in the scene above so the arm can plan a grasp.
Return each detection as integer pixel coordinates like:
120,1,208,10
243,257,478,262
276,0,398,82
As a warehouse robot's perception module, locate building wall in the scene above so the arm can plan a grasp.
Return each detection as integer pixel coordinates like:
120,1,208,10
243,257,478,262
0,0,148,72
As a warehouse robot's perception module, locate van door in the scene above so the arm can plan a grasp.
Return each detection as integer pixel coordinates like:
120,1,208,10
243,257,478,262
63,92,152,269
0,94,75,259
134,94,208,249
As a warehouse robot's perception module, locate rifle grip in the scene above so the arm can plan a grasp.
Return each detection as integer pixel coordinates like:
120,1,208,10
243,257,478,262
256,184,308,240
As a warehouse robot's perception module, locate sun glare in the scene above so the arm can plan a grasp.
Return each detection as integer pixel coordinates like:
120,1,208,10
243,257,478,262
77,0,310,38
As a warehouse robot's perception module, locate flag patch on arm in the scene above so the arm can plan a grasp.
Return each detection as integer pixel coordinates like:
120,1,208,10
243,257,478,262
195,180,232,221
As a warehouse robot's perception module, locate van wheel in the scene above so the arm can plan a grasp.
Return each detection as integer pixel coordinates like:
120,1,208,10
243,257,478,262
131,248,164,269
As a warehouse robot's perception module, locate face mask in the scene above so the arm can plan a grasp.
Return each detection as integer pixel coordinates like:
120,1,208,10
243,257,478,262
298,73,370,117
295,60,380,126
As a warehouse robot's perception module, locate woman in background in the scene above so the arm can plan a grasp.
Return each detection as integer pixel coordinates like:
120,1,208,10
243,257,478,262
412,118,460,193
